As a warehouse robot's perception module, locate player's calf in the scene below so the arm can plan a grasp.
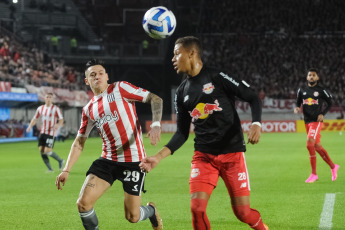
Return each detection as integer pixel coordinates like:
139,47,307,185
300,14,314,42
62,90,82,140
191,198,210,230
232,205,267,230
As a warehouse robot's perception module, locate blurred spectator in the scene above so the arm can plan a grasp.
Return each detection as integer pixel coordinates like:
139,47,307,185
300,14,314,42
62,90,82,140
0,42,10,61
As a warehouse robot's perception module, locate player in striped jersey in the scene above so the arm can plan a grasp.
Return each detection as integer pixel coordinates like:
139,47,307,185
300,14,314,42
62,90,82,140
294,68,339,183
26,93,65,173
55,59,163,230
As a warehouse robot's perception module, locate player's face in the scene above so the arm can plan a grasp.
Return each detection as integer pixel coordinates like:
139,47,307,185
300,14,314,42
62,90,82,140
85,65,109,91
172,43,192,75
44,94,53,105
307,71,319,86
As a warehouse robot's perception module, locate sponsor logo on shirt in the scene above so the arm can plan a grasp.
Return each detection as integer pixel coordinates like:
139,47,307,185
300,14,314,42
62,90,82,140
202,83,215,94
220,72,239,86
303,98,319,105
189,99,223,121
184,95,189,102
95,112,119,128
314,91,319,97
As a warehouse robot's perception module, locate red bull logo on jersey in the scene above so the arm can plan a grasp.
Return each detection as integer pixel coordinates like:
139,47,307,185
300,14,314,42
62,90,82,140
189,99,223,121
303,98,319,105
191,168,200,178
202,83,215,94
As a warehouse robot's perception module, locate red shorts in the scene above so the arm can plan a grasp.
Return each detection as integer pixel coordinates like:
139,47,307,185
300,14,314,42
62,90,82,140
189,151,250,197
305,122,323,143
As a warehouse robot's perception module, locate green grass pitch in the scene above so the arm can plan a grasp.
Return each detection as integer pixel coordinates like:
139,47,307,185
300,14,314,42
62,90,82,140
0,132,344,229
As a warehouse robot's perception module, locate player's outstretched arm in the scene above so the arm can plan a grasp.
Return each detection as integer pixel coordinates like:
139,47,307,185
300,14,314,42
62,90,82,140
145,92,163,145
139,147,171,173
55,136,87,190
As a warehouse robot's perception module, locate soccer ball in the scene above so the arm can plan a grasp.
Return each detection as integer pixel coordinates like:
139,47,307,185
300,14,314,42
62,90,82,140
142,6,176,39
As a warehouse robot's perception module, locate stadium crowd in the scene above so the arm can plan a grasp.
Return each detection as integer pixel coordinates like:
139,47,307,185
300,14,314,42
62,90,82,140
1,0,344,112
199,0,345,110
0,32,85,90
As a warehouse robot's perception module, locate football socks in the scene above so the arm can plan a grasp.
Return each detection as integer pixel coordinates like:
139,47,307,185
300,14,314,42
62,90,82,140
191,198,211,230
79,208,99,230
40,152,52,170
138,204,155,222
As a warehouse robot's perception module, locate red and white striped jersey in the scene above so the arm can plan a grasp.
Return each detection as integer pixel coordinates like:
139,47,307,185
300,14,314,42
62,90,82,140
78,81,150,163
34,104,63,136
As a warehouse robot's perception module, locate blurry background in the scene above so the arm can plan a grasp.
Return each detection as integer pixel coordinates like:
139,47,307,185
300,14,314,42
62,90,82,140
0,0,344,141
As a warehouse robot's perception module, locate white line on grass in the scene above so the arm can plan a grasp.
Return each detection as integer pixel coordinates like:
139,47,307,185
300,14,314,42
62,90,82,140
318,193,336,230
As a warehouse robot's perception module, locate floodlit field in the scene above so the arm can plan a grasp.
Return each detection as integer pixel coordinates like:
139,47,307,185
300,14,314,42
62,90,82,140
0,132,344,230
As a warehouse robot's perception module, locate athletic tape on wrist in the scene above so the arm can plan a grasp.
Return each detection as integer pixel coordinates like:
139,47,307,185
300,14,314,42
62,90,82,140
252,122,262,127
150,121,161,128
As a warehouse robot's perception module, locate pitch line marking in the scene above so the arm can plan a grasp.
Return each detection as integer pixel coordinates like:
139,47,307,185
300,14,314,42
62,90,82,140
318,193,336,230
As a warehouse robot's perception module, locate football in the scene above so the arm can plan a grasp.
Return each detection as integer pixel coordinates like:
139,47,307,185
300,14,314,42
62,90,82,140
142,6,176,39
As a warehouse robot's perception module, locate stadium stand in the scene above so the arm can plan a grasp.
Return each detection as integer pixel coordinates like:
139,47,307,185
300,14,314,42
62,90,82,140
0,0,344,138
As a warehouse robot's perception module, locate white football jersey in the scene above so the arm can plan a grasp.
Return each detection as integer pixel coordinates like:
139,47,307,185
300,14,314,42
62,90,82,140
78,82,150,162
34,104,63,136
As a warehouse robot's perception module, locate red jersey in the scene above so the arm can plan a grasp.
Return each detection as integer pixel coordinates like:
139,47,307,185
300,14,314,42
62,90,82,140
78,82,150,163
34,104,63,136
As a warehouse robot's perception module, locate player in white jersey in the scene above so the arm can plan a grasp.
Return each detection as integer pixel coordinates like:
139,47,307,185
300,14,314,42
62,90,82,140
55,59,163,230
26,93,65,172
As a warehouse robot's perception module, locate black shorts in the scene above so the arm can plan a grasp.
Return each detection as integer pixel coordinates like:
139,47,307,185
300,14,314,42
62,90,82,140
38,134,55,148
87,158,146,196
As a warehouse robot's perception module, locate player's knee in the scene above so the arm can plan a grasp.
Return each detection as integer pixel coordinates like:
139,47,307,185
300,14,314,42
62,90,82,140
315,144,322,151
125,212,140,223
76,198,92,212
306,140,315,150
191,198,207,215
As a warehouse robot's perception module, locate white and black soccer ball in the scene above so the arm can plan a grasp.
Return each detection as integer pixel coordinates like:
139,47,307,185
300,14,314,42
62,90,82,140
142,6,176,39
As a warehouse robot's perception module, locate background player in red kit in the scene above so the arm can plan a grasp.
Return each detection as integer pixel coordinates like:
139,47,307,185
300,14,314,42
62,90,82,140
140,36,268,230
55,59,163,230
26,93,65,172
294,68,339,183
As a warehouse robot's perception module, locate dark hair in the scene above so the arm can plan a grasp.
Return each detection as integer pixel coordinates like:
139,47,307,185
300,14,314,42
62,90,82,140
308,68,318,74
46,93,53,96
85,59,104,71
175,36,203,58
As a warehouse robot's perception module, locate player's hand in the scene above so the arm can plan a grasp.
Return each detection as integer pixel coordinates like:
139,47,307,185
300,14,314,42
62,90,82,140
146,126,161,146
55,171,69,190
26,127,31,133
53,124,60,131
294,107,300,114
247,124,261,144
317,114,324,122
139,156,160,173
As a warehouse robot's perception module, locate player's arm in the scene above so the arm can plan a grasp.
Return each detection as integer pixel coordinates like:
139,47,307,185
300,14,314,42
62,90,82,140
294,88,302,114
54,107,64,131
318,89,333,122
139,91,191,172
54,118,64,131
217,74,262,144
145,92,163,145
55,136,87,190
236,84,262,144
26,118,37,133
